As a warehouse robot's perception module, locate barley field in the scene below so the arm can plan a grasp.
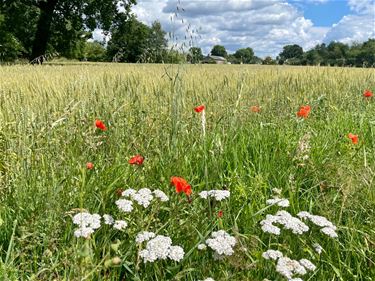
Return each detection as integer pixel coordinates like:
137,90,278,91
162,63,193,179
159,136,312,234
0,64,375,280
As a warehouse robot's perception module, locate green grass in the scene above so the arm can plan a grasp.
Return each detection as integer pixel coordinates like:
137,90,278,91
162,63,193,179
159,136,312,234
0,64,374,280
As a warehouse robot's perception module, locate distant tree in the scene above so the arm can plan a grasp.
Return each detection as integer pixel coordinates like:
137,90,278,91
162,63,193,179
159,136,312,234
187,47,204,64
107,16,151,63
144,21,167,63
227,54,239,64
354,39,375,67
0,13,24,62
211,45,227,57
84,41,106,62
262,56,276,65
234,47,254,64
279,44,303,64
163,49,186,64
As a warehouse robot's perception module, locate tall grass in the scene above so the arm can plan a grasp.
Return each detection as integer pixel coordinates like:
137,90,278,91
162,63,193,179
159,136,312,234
0,64,374,280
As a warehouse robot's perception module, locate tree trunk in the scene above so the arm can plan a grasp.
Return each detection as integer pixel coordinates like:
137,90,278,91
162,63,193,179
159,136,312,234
30,0,58,63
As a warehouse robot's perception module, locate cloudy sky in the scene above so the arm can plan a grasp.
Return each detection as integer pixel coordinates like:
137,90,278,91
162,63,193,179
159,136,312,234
102,0,375,57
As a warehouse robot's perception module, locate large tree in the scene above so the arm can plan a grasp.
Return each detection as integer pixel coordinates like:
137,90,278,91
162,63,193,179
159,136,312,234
211,45,227,57
234,47,254,64
0,0,136,62
187,47,204,64
278,44,303,64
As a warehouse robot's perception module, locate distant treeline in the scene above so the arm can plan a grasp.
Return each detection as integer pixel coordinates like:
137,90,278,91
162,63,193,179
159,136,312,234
0,1,373,67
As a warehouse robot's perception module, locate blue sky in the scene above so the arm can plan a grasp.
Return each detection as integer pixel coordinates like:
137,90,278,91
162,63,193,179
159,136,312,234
103,0,375,57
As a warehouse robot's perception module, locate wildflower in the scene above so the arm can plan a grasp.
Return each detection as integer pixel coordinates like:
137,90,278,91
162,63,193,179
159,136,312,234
262,249,283,260
295,133,311,162
276,256,307,279
113,220,128,230
122,188,137,197
218,210,223,218
171,177,192,196
168,246,185,262
136,231,156,243
266,197,290,208
296,105,311,118
86,162,94,170
260,210,309,235
299,259,316,271
313,243,323,254
198,190,230,201
115,199,133,213
103,214,114,225
201,279,215,281
297,211,338,238
72,212,101,238
197,243,207,250
320,226,338,238
348,133,358,144
153,190,169,202
139,235,184,263
95,119,107,131
250,105,261,113
131,188,154,208
194,105,205,113
363,89,373,98
205,230,236,256
129,155,144,165
272,188,282,195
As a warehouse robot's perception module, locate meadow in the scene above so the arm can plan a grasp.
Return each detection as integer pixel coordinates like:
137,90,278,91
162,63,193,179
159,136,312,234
0,63,374,280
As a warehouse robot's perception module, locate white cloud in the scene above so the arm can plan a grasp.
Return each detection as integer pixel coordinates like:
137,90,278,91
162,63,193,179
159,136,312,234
127,0,374,57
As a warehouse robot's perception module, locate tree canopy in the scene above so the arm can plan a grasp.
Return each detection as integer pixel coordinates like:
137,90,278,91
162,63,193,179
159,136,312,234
211,45,227,57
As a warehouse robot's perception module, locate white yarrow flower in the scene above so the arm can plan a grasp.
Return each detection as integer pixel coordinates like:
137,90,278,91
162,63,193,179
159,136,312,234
313,243,323,254
299,259,316,271
206,230,236,256
74,227,95,238
122,188,137,197
199,190,230,201
115,199,133,212
168,246,185,262
276,256,307,279
136,231,156,243
153,190,169,202
262,249,283,260
197,243,207,250
266,197,290,208
260,210,309,235
113,220,128,230
72,212,101,229
139,235,184,263
103,214,114,225
320,226,338,238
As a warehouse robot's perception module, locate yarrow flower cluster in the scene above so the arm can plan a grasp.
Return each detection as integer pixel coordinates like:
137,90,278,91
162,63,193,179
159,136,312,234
121,188,169,208
199,190,230,201
266,197,290,208
139,235,184,263
260,210,309,235
205,230,236,256
135,231,156,243
313,243,323,254
103,214,114,225
72,212,101,238
262,249,316,280
113,220,128,230
297,211,338,238
115,199,134,213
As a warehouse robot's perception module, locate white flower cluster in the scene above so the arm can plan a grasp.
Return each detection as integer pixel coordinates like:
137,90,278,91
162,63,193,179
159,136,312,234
205,230,236,256
260,210,309,235
103,214,114,225
199,190,230,201
266,197,290,208
297,211,338,238
72,212,101,238
200,278,215,281
139,235,184,263
113,220,128,230
262,249,283,260
136,231,156,243
313,243,323,254
115,199,134,212
197,243,207,250
121,188,169,208
263,249,316,280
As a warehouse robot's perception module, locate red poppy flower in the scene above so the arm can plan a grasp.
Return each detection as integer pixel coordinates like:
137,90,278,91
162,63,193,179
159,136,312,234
194,105,205,113
86,162,94,170
363,90,373,98
129,155,144,165
218,210,223,218
250,105,261,113
348,133,358,145
170,176,192,196
95,119,107,131
296,105,311,118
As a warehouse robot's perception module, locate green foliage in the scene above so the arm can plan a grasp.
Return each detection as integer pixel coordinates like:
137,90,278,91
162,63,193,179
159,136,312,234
0,14,24,62
187,47,204,64
211,45,227,57
84,41,106,62
233,47,254,64
278,44,304,65
262,56,276,65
